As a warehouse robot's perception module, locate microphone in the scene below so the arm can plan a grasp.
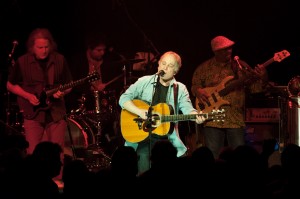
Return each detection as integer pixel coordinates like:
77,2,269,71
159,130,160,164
234,56,243,70
156,70,165,77
12,40,19,45
8,40,19,59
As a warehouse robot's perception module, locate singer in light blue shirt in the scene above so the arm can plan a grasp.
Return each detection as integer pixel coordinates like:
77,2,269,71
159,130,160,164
119,51,206,175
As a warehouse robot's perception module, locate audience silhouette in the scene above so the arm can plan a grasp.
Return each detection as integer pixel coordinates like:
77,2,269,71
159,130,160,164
1,130,300,199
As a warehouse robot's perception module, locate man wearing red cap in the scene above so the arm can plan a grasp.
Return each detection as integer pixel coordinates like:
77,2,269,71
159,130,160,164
191,35,268,159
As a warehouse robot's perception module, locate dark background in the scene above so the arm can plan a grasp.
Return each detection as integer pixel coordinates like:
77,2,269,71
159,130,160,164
0,0,299,116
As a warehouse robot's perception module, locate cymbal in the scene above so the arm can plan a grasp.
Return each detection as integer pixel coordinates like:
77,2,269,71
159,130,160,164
109,58,145,65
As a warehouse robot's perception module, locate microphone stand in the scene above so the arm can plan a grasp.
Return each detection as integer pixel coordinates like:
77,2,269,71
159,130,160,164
146,74,160,170
123,65,127,90
120,0,160,55
4,45,17,135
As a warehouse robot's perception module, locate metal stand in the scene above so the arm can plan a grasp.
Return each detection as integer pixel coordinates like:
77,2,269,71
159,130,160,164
64,115,77,159
123,65,129,90
85,91,111,172
144,74,161,170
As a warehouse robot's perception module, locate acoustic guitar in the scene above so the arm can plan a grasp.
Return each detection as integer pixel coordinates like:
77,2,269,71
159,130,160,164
120,99,225,143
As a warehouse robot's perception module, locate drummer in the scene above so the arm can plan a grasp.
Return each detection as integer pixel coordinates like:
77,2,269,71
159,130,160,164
66,32,148,145
66,32,124,113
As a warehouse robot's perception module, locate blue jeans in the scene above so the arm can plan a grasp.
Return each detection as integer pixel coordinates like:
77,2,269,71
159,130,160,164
136,136,166,175
203,127,245,159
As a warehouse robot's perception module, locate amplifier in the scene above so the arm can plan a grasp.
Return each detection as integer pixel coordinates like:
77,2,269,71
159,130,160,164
245,108,280,123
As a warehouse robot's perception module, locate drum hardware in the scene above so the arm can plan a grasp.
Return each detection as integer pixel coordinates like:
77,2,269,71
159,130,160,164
83,91,112,171
70,94,87,116
122,63,137,90
94,91,101,114
64,114,77,159
89,90,114,143
63,115,111,171
85,117,111,172
92,115,111,158
4,96,24,135
0,119,23,135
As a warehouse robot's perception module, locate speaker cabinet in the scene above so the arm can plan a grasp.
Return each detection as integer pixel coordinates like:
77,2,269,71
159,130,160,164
245,122,279,153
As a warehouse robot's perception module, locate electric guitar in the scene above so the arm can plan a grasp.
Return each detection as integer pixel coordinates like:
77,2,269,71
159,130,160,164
194,50,290,113
120,99,225,143
27,71,100,119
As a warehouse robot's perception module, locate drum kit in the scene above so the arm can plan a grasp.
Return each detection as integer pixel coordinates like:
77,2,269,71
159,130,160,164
64,59,147,171
64,89,119,171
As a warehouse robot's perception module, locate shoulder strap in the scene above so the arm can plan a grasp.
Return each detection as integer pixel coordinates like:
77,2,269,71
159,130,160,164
173,83,178,114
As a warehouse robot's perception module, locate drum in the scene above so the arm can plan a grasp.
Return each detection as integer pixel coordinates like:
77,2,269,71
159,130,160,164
287,76,300,97
83,90,119,124
64,115,117,171
5,103,24,134
287,97,300,146
64,116,95,158
94,90,118,115
287,76,300,147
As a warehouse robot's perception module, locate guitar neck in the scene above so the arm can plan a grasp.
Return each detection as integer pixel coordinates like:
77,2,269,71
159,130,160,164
258,57,274,69
161,113,210,122
219,58,274,97
46,80,78,97
45,77,91,97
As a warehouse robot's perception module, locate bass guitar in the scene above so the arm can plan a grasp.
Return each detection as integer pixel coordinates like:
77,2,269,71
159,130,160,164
28,71,100,119
120,99,225,143
194,50,290,113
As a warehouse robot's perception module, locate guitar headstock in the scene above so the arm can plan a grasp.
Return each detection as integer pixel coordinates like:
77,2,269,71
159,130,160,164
274,50,290,62
87,71,101,82
207,109,225,122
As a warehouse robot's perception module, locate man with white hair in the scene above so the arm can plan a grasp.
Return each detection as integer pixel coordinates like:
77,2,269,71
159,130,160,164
120,51,206,175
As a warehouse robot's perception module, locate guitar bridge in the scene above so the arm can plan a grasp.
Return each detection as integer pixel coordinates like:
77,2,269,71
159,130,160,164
133,117,143,130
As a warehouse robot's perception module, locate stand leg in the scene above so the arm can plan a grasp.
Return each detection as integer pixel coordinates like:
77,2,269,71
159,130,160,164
95,120,111,160
65,116,77,160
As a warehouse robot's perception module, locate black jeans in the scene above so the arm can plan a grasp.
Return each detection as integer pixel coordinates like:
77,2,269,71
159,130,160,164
203,127,246,159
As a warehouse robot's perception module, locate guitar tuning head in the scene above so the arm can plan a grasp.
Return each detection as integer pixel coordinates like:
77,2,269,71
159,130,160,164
212,108,225,113
209,108,226,122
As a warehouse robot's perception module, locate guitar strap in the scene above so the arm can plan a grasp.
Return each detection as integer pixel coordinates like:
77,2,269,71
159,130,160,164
173,83,180,138
173,83,178,114
46,64,54,86
47,54,64,87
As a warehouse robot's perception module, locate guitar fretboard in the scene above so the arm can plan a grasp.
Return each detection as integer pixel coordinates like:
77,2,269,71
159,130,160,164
45,72,99,97
160,112,224,122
